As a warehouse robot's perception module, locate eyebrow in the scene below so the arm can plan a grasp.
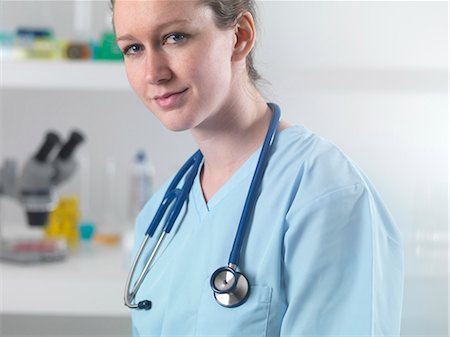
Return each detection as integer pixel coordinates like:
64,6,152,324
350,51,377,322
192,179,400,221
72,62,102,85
116,18,192,42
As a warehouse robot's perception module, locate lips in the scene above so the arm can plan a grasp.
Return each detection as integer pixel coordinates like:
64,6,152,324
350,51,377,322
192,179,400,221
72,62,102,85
154,88,189,109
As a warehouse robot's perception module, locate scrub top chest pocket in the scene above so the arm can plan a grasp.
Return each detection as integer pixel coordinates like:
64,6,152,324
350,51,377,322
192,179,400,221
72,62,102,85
195,279,273,337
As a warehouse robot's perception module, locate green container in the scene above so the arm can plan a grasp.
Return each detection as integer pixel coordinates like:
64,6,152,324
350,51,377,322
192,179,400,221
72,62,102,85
96,31,123,61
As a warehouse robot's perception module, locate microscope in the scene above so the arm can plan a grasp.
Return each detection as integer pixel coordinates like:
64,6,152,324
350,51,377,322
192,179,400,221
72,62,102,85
0,130,84,263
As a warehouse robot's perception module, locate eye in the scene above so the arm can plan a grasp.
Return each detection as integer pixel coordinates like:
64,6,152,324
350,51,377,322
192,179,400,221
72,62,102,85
122,44,143,56
164,32,187,45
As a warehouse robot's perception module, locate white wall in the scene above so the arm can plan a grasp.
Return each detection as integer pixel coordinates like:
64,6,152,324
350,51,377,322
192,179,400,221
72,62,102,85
0,1,448,336
255,3,448,335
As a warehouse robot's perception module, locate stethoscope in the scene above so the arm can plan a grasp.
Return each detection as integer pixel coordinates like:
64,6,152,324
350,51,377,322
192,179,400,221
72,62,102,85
124,103,281,310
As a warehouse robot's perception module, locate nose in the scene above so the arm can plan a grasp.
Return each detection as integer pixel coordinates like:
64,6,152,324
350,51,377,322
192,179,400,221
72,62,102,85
144,50,172,85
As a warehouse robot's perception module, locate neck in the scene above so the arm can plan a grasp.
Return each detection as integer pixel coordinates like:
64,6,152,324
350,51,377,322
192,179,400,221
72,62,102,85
192,92,271,202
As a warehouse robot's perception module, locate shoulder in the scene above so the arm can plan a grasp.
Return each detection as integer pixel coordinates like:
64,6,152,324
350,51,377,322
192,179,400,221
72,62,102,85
269,126,371,206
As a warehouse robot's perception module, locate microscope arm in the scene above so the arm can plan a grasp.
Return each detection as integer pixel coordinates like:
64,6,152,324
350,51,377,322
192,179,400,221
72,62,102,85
19,132,61,225
20,132,60,194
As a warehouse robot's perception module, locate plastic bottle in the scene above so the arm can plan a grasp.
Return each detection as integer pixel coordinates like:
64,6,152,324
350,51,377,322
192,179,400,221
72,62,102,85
93,13,123,61
128,150,155,221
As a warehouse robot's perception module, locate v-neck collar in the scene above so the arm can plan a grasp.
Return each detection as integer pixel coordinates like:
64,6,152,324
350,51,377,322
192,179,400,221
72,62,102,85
192,148,261,218
190,126,300,220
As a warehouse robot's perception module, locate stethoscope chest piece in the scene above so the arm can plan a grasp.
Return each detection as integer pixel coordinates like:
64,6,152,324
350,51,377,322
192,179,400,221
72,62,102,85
210,265,249,308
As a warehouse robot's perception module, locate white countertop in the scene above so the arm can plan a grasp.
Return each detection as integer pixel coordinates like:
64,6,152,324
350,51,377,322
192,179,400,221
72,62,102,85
1,242,131,317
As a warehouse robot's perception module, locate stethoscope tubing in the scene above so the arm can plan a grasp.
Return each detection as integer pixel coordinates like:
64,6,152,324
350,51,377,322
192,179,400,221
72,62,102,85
124,234,150,309
129,232,166,300
227,103,280,266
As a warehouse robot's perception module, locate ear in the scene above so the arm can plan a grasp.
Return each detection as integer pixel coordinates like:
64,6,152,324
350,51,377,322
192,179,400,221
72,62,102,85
231,11,256,62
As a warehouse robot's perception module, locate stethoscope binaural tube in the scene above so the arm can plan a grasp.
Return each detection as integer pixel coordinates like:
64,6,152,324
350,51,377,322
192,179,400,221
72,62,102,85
210,103,281,308
124,151,203,310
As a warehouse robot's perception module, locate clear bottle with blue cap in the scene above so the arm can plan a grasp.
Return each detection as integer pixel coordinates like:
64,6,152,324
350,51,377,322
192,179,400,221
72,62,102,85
128,150,155,221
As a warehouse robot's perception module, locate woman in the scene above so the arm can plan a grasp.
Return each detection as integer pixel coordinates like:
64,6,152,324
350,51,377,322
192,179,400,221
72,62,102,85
113,0,404,336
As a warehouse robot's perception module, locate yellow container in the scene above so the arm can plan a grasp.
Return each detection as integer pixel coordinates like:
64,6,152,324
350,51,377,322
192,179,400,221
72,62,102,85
45,197,80,251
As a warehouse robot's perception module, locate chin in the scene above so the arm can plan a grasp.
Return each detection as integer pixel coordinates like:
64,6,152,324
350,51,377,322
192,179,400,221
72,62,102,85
158,116,197,132
146,97,208,132
164,124,191,132
151,104,203,132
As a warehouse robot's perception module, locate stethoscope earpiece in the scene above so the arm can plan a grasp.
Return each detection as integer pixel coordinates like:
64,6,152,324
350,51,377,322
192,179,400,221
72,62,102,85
210,265,250,308
137,300,152,310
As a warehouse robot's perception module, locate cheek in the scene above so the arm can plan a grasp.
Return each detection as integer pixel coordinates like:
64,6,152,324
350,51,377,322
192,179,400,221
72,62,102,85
190,39,233,97
124,61,145,97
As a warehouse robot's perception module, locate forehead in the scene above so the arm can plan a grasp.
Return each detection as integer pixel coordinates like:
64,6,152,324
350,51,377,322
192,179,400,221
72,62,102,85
114,0,207,34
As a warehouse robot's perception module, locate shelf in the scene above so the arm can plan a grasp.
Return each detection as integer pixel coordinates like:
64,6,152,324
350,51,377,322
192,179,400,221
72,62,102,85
0,60,132,91
2,61,446,93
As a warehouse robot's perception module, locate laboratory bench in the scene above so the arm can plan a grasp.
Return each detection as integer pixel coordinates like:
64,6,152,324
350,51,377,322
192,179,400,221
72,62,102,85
1,240,132,336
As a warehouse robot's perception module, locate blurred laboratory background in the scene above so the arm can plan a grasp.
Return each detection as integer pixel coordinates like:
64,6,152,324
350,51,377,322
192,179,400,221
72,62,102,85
0,1,447,336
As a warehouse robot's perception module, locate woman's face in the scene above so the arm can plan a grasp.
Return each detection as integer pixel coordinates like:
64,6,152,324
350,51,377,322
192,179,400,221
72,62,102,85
114,0,237,132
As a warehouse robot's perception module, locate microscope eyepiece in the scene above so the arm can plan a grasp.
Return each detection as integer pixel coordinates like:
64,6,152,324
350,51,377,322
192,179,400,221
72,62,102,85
34,132,61,163
57,131,85,161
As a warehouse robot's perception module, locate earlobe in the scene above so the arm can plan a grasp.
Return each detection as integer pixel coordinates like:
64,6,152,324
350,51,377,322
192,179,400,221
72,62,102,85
231,12,256,62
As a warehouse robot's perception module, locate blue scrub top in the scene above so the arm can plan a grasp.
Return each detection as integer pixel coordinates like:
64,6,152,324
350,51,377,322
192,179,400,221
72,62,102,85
131,125,404,336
